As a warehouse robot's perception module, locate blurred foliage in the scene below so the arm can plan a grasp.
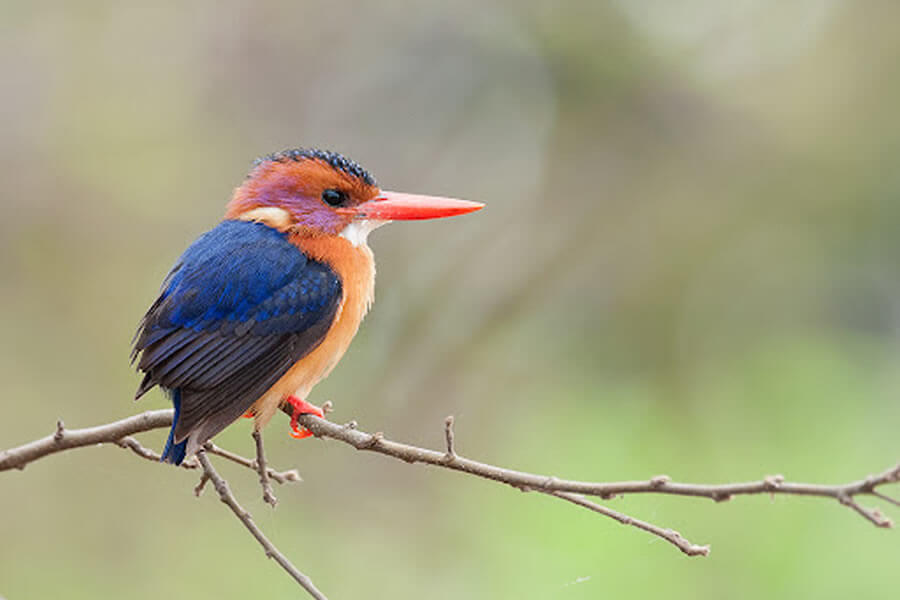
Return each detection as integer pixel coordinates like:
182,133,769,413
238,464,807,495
1,0,898,598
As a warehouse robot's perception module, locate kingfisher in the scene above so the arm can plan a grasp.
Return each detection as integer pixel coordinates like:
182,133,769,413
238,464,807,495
131,148,483,465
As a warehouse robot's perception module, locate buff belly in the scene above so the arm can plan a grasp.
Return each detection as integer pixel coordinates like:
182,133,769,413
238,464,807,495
250,234,375,428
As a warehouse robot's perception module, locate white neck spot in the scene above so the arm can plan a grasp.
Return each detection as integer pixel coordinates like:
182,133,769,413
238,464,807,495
237,206,293,230
339,219,389,247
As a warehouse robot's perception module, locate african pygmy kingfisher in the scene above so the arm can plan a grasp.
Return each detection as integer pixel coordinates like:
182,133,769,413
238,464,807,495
132,148,483,464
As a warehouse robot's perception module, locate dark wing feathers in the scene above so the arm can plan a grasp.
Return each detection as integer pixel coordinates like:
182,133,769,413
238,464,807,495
175,337,297,443
134,328,196,367
133,220,342,447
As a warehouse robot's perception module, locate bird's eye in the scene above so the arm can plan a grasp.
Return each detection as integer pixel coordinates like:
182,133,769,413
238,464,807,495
321,188,348,207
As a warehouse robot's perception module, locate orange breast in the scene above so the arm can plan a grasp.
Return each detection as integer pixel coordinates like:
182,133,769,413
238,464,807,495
250,233,375,427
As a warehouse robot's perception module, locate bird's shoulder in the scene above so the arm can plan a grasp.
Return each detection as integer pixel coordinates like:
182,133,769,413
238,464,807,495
150,220,341,334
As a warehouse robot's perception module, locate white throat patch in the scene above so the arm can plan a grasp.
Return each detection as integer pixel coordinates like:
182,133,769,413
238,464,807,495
339,219,389,247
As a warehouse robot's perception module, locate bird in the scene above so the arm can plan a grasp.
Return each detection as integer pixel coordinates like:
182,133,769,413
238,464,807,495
131,148,483,465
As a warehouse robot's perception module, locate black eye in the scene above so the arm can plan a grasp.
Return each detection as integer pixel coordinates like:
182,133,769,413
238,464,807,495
321,188,348,207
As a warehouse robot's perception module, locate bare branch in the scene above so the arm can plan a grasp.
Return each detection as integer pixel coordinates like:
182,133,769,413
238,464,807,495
2,405,897,585
0,410,173,472
195,449,327,600
0,410,300,487
286,407,900,532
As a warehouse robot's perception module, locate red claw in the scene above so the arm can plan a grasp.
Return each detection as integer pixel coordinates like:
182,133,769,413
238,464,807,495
286,395,324,439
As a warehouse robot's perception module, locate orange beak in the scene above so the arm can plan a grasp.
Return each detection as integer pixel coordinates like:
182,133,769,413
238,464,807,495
339,191,484,221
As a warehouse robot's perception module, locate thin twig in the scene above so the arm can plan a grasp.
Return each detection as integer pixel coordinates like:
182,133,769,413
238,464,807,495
838,494,892,528
549,491,710,557
196,449,327,600
443,415,457,461
206,443,301,484
434,413,705,554
252,429,278,507
872,491,900,508
194,472,211,497
115,436,199,470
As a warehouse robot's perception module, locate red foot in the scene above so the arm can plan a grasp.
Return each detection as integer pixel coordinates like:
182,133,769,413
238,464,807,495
241,410,254,419
286,395,324,439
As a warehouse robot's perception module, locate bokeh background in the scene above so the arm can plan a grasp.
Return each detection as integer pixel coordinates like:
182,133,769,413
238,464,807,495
2,1,899,598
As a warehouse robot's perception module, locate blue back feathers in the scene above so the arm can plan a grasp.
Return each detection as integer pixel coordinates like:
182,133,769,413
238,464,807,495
156,220,339,336
133,220,342,464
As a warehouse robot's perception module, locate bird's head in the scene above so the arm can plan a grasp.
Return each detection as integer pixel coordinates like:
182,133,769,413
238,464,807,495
225,148,483,246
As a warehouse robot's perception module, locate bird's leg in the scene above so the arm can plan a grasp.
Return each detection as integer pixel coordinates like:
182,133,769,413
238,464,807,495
251,428,277,507
285,395,325,439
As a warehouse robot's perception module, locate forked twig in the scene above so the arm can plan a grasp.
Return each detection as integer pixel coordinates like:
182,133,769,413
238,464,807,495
195,449,326,600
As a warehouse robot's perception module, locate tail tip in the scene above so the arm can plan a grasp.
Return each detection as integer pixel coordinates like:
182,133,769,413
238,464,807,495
161,438,188,466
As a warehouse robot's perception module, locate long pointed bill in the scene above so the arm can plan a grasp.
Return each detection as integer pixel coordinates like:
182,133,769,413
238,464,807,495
342,191,484,221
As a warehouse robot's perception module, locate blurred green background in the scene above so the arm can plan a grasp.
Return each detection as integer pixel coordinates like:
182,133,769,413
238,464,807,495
2,1,898,598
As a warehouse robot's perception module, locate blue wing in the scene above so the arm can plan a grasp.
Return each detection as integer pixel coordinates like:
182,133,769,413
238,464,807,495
132,220,342,463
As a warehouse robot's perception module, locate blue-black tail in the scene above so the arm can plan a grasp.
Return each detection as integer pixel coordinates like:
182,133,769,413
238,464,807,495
161,389,188,465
